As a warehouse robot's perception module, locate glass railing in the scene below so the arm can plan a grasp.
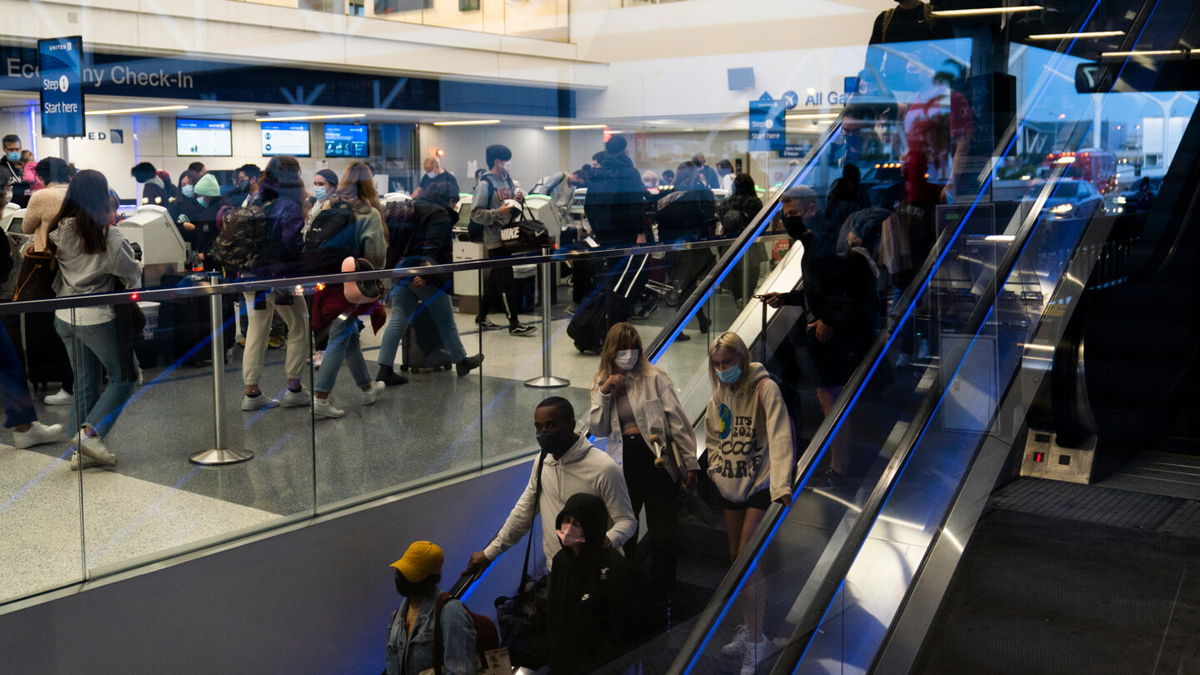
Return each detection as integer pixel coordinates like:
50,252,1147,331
0,229,798,606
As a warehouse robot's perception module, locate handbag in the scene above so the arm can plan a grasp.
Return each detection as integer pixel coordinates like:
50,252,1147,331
494,451,550,669
491,207,550,258
12,241,57,301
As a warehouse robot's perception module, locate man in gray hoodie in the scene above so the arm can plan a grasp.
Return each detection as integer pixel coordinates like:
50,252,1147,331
466,396,636,574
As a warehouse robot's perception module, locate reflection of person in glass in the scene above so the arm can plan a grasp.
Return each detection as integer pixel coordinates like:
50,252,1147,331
902,62,973,205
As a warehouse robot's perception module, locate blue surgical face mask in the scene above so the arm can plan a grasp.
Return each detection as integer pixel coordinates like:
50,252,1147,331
313,186,328,201
181,184,195,198
196,196,208,207
716,364,742,384
6,151,19,163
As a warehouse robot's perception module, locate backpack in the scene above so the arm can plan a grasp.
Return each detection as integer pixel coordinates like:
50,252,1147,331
433,593,502,674
383,199,416,270
213,201,272,275
717,206,748,238
300,200,359,274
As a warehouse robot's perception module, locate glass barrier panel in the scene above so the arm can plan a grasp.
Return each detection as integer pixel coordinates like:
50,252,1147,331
0,304,86,604
63,282,314,578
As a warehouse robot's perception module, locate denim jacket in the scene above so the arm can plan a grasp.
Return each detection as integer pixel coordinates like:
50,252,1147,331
385,592,477,675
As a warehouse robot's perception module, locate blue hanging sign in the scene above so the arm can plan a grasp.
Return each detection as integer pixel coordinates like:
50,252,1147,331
749,97,786,151
38,36,85,138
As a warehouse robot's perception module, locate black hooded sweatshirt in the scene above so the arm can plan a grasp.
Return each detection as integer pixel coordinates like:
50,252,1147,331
546,493,636,675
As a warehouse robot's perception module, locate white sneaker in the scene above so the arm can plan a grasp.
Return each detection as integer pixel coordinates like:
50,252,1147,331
70,451,101,470
280,387,311,408
312,397,345,419
360,381,385,407
721,624,749,656
76,432,117,467
739,634,772,675
43,389,72,406
12,421,65,449
241,394,279,411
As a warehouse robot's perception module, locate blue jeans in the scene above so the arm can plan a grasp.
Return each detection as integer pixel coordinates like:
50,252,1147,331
376,282,468,368
314,314,370,395
0,327,35,429
54,318,138,437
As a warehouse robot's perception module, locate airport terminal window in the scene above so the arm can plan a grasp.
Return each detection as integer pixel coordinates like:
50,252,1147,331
459,0,479,11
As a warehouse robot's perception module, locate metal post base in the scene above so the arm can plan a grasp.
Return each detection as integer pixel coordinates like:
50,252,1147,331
189,448,254,466
524,375,570,389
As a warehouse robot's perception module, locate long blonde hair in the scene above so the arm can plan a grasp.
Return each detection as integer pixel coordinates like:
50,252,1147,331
708,331,752,391
336,161,383,215
594,322,656,387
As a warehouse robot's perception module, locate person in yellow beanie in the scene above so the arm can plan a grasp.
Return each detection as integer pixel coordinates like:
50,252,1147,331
385,541,476,675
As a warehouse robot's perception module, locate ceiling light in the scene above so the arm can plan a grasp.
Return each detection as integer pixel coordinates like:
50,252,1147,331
431,119,501,126
1100,49,1186,57
543,124,607,131
85,105,188,116
933,5,1043,17
1027,30,1125,40
254,113,366,122
785,112,839,120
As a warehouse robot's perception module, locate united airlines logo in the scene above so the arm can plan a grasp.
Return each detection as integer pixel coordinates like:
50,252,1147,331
718,403,732,440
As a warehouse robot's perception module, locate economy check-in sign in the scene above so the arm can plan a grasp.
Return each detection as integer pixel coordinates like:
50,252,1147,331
38,36,85,138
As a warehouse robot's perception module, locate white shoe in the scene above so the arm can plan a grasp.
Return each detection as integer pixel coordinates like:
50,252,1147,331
241,394,279,411
75,431,117,467
739,634,772,675
43,389,72,406
70,451,101,470
280,387,311,408
721,624,749,656
312,397,345,419
360,381,385,407
12,421,65,449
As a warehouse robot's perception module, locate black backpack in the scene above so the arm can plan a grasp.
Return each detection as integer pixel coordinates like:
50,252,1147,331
300,200,359,273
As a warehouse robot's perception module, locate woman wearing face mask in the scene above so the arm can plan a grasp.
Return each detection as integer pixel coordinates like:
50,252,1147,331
546,493,636,675
588,321,698,630
704,331,793,671
307,168,339,226
385,540,477,675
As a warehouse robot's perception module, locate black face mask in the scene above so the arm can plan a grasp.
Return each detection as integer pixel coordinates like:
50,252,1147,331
537,429,575,459
394,570,419,597
782,214,808,235
235,180,249,192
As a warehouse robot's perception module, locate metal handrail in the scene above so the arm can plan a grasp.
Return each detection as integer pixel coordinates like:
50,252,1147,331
0,235,766,316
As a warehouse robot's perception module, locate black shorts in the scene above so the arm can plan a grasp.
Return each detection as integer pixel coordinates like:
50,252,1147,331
718,488,772,511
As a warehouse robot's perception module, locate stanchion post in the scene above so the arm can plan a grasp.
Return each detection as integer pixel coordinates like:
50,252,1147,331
190,285,253,465
525,250,569,389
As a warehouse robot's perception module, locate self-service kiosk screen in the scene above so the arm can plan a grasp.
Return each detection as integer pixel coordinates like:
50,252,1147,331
261,121,311,157
324,124,369,158
176,119,232,157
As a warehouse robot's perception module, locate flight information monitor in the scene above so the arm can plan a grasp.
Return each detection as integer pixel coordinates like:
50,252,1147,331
324,123,369,158
176,119,232,157
261,121,311,157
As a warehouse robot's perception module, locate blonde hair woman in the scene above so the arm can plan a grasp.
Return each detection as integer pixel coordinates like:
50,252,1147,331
588,322,698,627
704,331,793,669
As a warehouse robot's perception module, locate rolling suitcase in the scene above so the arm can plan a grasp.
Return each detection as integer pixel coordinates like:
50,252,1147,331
566,255,645,353
400,307,453,373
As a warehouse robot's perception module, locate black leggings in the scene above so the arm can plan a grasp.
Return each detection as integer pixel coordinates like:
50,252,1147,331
476,265,521,327
622,433,680,592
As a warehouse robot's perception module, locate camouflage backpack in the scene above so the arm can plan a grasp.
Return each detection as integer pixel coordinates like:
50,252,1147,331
214,200,273,275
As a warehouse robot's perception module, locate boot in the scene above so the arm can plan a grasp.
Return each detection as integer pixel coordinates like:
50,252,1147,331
375,364,409,386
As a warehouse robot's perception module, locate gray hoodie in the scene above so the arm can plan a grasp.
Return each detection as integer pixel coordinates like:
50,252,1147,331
51,218,141,300
704,362,795,504
483,434,637,572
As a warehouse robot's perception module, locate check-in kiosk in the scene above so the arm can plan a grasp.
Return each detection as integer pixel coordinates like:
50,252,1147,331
2,204,24,233
116,205,189,287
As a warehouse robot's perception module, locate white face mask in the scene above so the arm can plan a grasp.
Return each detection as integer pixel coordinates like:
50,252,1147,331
614,349,638,372
500,161,511,173
425,170,437,178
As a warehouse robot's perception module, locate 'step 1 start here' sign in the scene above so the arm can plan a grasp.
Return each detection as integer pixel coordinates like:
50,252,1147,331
39,36,84,138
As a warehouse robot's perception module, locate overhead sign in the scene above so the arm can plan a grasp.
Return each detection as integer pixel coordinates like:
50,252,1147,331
38,36,84,137
749,94,786,151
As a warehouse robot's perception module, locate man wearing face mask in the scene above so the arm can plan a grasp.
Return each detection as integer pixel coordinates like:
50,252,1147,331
1,134,31,207
466,397,636,576
412,156,459,200
470,144,535,336
546,493,636,675
385,541,477,675
230,163,261,209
